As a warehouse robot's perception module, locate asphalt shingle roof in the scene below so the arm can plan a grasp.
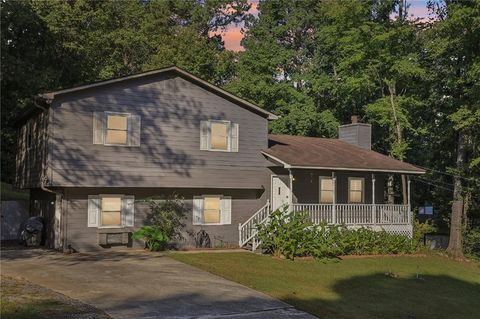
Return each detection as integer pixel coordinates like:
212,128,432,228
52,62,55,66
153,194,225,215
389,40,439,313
264,134,425,174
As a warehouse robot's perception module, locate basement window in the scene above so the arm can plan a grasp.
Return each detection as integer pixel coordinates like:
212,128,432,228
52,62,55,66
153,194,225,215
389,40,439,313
203,196,221,224
101,196,122,227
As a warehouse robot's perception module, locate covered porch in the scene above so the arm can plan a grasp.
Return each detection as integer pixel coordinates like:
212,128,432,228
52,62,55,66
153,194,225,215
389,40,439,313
271,169,413,235
263,134,425,236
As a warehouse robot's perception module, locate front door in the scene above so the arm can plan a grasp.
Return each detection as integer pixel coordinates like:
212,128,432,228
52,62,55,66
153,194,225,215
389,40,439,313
271,175,290,211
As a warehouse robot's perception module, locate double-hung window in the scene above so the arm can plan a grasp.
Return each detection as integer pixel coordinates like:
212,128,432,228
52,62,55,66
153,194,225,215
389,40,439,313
101,196,122,227
106,114,128,145
203,196,222,224
200,120,239,152
319,177,334,203
87,195,135,228
193,195,232,225
93,111,141,147
210,122,229,151
348,177,365,203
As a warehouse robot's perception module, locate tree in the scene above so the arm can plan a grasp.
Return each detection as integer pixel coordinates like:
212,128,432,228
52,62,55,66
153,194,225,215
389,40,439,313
425,0,480,258
1,0,249,182
1,0,84,183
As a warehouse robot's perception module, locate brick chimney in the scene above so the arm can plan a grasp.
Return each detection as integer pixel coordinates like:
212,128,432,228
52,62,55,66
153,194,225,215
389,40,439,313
338,115,371,149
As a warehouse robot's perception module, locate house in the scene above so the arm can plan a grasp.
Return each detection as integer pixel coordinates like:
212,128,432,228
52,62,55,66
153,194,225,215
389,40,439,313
15,66,424,252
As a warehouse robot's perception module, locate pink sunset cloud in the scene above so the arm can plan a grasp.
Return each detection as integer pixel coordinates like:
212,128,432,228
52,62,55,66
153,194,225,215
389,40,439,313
220,0,431,51
211,0,258,51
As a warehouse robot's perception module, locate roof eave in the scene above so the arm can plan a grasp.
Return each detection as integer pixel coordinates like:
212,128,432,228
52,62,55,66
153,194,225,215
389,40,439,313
37,66,277,120
262,151,425,175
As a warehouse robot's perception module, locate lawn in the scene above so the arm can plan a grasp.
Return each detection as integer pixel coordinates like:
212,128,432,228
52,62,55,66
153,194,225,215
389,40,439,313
171,252,480,319
0,275,109,319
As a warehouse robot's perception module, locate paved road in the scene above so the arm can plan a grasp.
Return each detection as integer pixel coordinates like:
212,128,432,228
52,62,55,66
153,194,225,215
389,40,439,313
1,249,317,319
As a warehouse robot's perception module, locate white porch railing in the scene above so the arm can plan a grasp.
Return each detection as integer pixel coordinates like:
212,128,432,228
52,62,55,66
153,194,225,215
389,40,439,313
292,203,410,225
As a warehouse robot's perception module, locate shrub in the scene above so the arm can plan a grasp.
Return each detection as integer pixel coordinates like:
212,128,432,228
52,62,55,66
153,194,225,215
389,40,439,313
147,194,186,240
257,208,419,260
132,226,169,251
133,194,186,251
412,218,436,247
463,227,480,259
257,208,313,259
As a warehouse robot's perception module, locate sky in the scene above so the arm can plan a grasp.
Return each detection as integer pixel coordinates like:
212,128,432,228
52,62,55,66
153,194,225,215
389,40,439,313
218,0,432,51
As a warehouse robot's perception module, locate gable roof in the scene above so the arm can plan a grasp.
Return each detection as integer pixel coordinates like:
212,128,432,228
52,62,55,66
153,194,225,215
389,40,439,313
36,66,277,120
263,134,425,174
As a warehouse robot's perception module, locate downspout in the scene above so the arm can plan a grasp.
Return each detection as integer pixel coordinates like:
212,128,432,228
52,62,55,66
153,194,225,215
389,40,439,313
41,177,66,252
35,98,66,251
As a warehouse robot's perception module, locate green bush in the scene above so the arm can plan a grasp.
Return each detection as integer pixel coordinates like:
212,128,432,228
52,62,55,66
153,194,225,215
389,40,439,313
412,218,436,245
147,194,186,240
132,226,169,251
133,194,186,251
257,208,313,259
257,208,418,260
463,227,480,259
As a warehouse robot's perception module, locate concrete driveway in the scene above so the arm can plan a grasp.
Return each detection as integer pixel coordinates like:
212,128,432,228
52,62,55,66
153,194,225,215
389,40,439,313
1,249,316,319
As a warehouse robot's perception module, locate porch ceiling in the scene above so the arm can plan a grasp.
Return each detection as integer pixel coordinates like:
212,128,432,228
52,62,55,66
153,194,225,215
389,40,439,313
263,135,425,174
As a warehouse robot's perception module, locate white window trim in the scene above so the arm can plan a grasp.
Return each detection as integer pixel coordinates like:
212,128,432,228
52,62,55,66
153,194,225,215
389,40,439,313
200,195,224,225
348,177,365,204
207,120,232,152
319,176,334,204
98,194,125,228
103,112,131,146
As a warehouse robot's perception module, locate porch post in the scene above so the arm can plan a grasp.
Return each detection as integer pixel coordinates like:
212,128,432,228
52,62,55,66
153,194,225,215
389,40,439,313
332,171,337,224
288,168,293,212
54,194,63,250
371,173,376,224
407,176,412,224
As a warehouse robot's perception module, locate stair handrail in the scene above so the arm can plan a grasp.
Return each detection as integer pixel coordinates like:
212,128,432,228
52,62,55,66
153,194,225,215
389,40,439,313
238,199,270,247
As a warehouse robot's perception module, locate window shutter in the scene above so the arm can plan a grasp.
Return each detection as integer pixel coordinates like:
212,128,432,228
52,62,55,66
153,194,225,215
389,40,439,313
87,195,100,227
230,123,239,152
129,115,141,147
123,195,135,227
200,121,209,150
93,112,105,144
193,196,204,225
221,196,232,225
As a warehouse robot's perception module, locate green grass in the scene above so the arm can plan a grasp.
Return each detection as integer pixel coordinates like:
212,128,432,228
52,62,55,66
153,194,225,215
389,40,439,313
1,182,29,201
171,252,480,319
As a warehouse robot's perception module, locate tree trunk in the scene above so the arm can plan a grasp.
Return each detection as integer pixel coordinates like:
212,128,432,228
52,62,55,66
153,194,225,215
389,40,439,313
446,131,467,259
387,80,408,203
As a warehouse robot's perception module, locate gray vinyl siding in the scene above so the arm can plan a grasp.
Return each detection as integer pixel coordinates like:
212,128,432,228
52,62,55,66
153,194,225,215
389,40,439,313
63,187,269,252
49,72,270,188
15,110,50,189
273,169,386,204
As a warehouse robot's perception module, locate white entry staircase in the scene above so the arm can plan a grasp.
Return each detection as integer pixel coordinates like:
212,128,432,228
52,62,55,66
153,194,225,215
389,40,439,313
238,201,413,251
238,200,270,251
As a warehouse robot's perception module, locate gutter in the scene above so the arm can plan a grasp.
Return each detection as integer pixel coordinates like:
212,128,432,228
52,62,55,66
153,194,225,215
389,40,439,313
261,151,425,175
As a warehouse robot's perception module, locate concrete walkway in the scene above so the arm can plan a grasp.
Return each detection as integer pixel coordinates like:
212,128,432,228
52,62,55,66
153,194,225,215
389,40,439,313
1,249,317,319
